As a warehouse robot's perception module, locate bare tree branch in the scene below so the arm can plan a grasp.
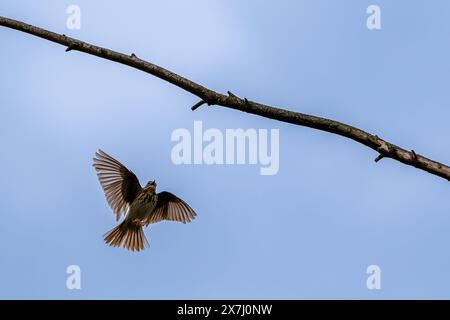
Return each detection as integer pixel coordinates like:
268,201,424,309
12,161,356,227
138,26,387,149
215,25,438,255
1,16,449,181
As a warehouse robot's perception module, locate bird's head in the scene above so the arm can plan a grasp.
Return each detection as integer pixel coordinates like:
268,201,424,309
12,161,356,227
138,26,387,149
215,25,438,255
145,180,157,190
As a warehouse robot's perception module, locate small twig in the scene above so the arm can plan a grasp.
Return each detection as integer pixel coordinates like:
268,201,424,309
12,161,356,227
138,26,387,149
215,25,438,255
244,98,250,105
131,53,137,58
227,91,237,98
191,100,206,111
411,150,418,161
65,44,76,52
374,154,384,163
374,141,396,163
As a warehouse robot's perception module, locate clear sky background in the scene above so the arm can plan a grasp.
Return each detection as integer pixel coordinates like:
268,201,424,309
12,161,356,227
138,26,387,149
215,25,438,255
1,0,450,299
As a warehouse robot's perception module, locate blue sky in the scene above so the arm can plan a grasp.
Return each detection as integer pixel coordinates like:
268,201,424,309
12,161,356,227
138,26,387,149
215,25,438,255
1,0,450,299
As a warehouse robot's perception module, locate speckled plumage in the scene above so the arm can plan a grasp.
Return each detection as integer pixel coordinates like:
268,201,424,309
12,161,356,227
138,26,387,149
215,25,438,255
93,150,197,251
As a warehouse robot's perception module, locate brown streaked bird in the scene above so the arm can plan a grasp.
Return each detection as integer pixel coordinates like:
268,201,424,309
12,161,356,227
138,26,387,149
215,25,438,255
93,150,197,251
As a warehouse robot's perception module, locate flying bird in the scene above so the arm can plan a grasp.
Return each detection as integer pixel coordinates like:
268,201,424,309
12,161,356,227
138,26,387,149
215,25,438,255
93,150,197,251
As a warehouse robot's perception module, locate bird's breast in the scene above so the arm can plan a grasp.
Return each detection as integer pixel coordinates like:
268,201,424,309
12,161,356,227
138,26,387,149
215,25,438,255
127,192,158,221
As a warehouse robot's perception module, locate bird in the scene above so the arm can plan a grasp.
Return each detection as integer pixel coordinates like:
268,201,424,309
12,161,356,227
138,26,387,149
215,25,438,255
93,149,197,251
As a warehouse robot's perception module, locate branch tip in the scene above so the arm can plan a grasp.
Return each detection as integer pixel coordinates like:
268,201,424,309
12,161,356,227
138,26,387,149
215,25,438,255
411,150,418,161
65,43,78,52
191,100,206,111
227,91,237,98
374,154,384,163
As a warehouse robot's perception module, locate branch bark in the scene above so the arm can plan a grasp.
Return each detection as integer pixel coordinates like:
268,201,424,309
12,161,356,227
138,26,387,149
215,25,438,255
1,16,449,181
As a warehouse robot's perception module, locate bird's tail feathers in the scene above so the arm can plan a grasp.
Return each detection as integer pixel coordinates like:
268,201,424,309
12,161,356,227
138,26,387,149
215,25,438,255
104,221,148,251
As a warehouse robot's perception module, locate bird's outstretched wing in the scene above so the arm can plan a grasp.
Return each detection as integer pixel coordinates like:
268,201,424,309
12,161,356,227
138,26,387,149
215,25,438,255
144,191,197,225
93,149,142,221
